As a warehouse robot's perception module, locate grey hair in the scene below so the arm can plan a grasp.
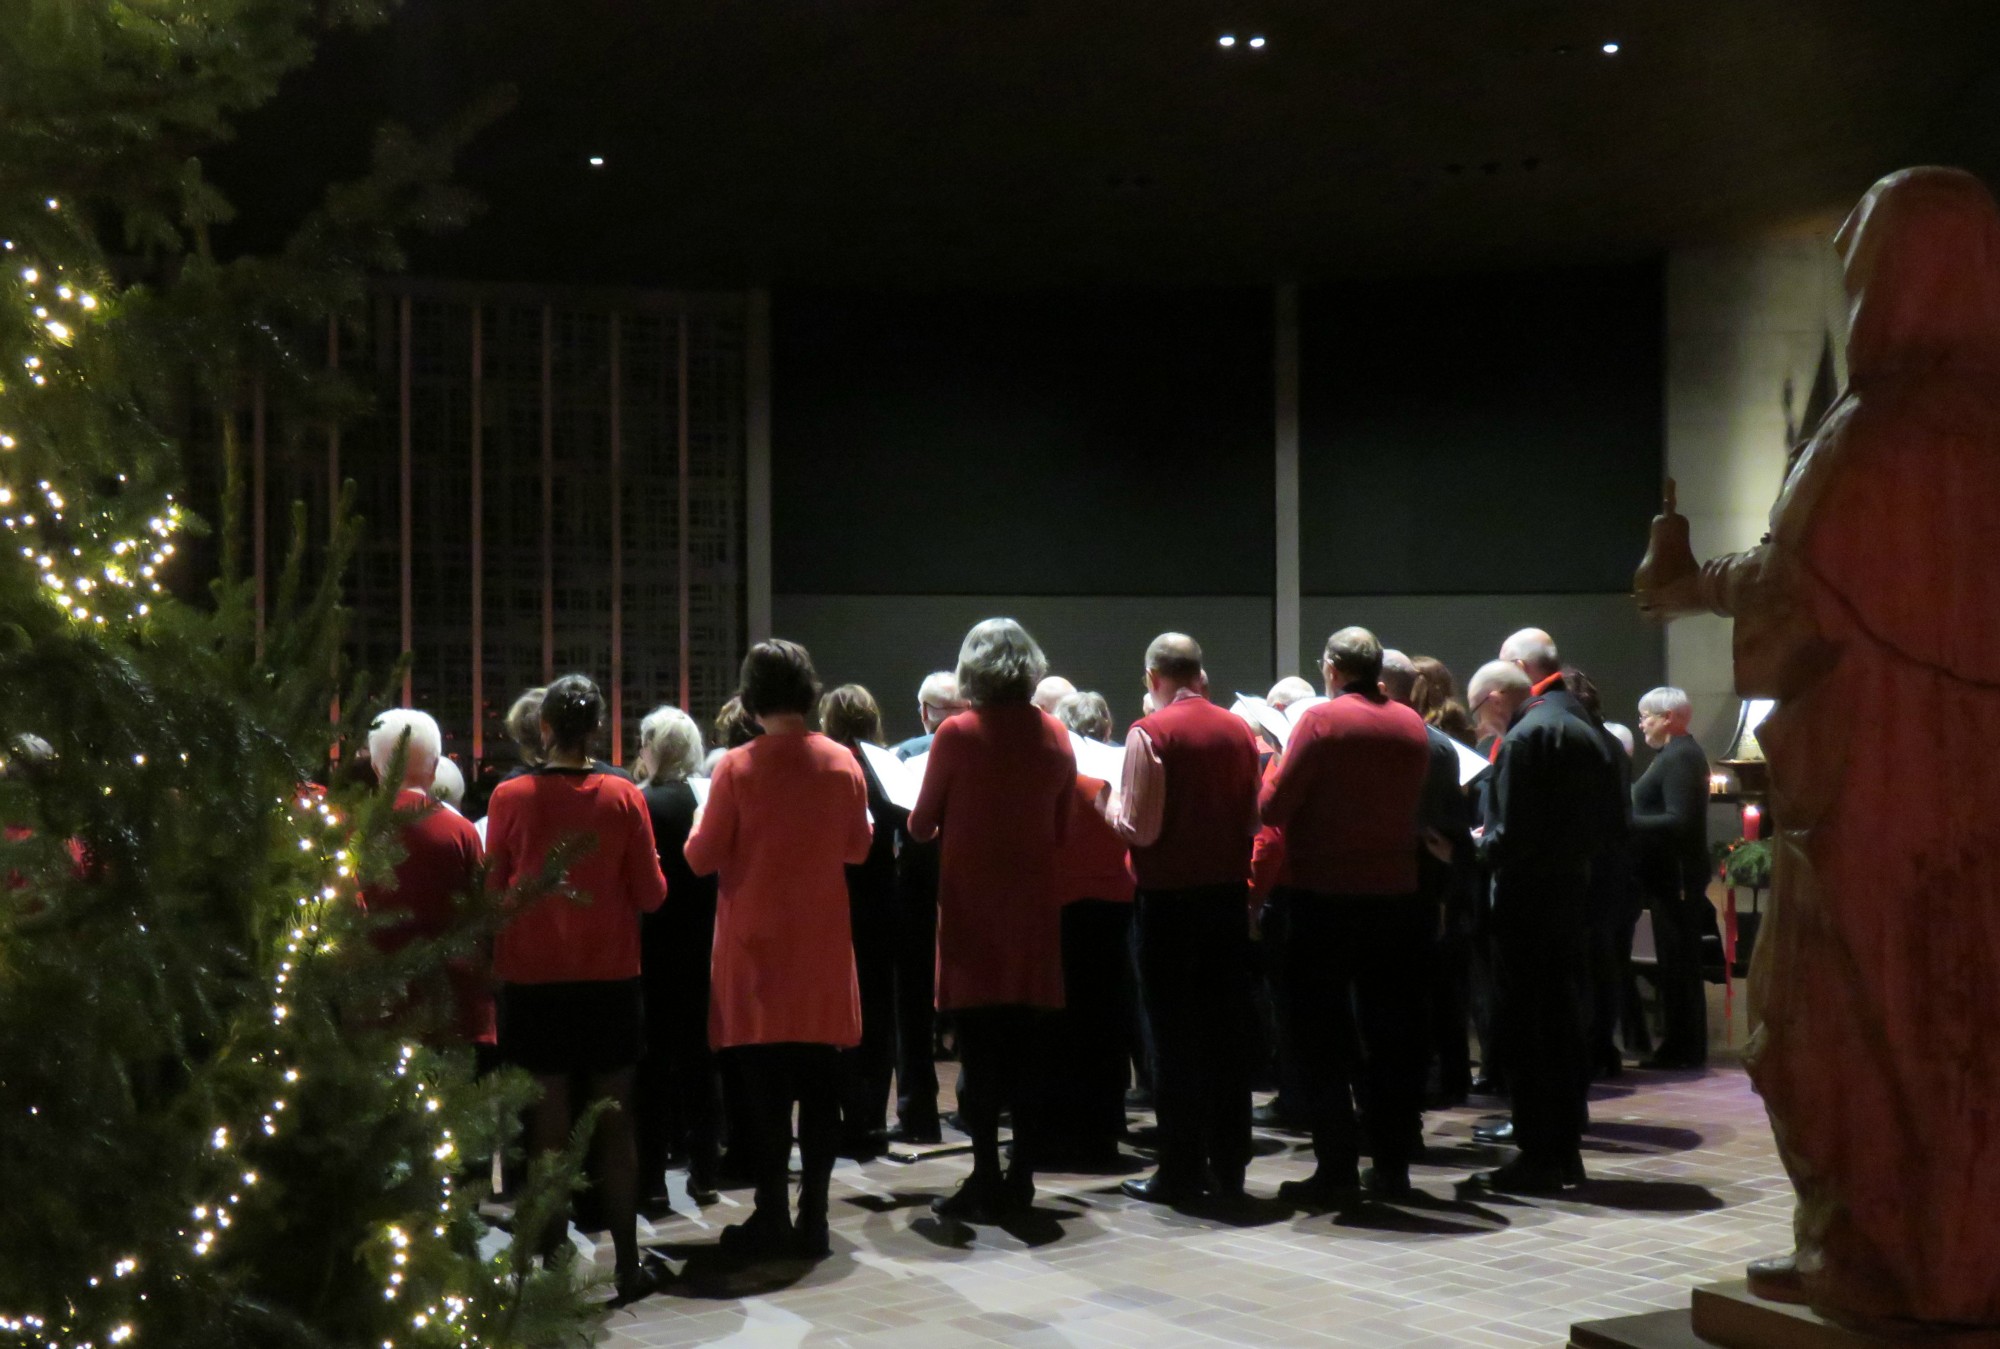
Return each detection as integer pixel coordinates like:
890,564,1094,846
917,671,960,707
955,618,1049,707
505,686,547,762
1033,675,1077,713
637,705,705,784
1468,660,1533,708
1637,686,1693,721
430,756,466,808
1054,691,1113,741
369,708,443,788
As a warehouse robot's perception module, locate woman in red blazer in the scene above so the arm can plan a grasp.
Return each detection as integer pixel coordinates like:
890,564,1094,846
908,618,1074,1222
685,640,873,1260
486,675,668,1304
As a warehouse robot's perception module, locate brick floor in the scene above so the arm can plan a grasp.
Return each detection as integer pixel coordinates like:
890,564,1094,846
590,1048,1790,1348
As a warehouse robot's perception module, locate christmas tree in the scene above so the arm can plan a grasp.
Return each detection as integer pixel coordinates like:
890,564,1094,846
0,4,606,1345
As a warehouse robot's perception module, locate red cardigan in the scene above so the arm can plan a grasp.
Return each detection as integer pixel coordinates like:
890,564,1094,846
1258,691,1431,895
362,789,494,1044
684,731,872,1048
1055,774,1135,905
487,769,668,984
909,704,1074,1011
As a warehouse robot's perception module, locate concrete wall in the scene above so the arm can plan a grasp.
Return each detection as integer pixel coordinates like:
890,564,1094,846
1662,240,1847,750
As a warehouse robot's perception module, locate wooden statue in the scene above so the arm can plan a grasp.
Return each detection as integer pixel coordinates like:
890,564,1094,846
1636,167,2000,1331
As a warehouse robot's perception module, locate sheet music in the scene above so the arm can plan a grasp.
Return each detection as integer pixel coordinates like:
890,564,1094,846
1068,732,1126,786
859,740,922,813
688,777,710,807
1451,736,1490,787
1234,693,1292,747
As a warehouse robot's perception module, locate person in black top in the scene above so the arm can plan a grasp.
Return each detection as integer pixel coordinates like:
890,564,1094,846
633,705,723,1206
887,671,963,1143
1631,687,1712,1069
1563,667,1640,1080
818,684,902,1158
1467,633,1624,1194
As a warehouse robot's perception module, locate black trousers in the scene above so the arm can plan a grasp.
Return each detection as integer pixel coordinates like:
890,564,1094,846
955,1005,1053,1180
841,889,898,1139
1428,927,1475,1100
1649,889,1710,1064
1272,888,1431,1177
1134,884,1253,1185
1492,866,1592,1169
1043,900,1134,1157
892,864,941,1130
1468,870,1506,1083
636,896,721,1189
724,1042,841,1223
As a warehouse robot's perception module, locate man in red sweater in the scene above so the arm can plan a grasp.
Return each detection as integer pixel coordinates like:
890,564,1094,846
1102,633,1261,1205
1259,627,1432,1204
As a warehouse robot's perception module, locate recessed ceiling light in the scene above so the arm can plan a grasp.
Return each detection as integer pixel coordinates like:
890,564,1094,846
1218,34,1236,47
1601,41,1620,54
1249,36,1266,48
588,155,606,167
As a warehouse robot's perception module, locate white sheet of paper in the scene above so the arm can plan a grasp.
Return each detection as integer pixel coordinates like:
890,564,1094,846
1068,732,1126,786
1234,693,1292,747
859,740,922,813
1452,737,1490,787
688,777,711,806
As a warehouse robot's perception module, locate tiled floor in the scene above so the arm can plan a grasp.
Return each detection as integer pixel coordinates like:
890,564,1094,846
594,1052,1792,1349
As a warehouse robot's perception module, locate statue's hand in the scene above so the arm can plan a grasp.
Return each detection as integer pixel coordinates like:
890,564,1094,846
1636,571,1705,622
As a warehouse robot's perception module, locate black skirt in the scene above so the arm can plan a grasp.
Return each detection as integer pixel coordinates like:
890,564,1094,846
498,978,645,1076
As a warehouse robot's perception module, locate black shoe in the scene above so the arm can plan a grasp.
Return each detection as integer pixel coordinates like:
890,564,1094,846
1469,1158,1573,1194
836,1131,886,1161
1251,1101,1306,1131
1120,1172,1205,1206
611,1256,670,1307
1471,1119,1515,1145
1003,1168,1036,1214
932,1174,1008,1223
888,1120,943,1146
1277,1170,1363,1209
1206,1171,1248,1203
793,1212,831,1259
685,1170,721,1206
1469,1074,1507,1096
1362,1165,1413,1199
718,1210,794,1261
1124,1086,1155,1110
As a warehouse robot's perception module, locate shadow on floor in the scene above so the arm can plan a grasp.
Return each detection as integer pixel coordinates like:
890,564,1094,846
1583,1120,1714,1153
1327,1191,1516,1238
643,1239,854,1302
1568,1177,1726,1213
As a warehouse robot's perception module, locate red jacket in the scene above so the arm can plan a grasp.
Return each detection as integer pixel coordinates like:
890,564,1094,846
684,731,872,1048
910,704,1074,1011
362,789,494,1044
487,769,668,984
1258,690,1431,895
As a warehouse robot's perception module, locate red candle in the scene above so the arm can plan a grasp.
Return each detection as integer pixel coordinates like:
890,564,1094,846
1743,803,1763,839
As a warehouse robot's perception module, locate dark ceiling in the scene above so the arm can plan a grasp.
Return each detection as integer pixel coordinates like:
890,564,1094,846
214,0,2000,287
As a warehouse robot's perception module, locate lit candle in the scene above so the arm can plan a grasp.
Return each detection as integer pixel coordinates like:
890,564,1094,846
1742,803,1762,839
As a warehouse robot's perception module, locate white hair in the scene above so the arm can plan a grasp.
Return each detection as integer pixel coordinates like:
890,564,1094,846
429,756,466,808
369,709,442,789
1637,686,1693,720
1467,660,1533,708
637,705,705,784
956,618,1049,706
1498,628,1561,678
917,671,959,707
1605,722,1636,755
1266,676,1315,709
1379,648,1418,703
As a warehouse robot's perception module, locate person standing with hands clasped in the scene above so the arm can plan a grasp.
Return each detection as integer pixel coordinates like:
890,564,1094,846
685,640,874,1261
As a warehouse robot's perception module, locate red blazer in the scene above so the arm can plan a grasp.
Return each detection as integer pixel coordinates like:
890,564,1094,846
487,769,668,984
909,703,1074,1011
362,789,494,1045
684,731,872,1049
1055,775,1135,905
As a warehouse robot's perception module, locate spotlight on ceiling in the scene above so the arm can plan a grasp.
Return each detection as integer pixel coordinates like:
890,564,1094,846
588,155,606,167
1249,35,1267,48
1218,34,1236,47
1601,41,1620,54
